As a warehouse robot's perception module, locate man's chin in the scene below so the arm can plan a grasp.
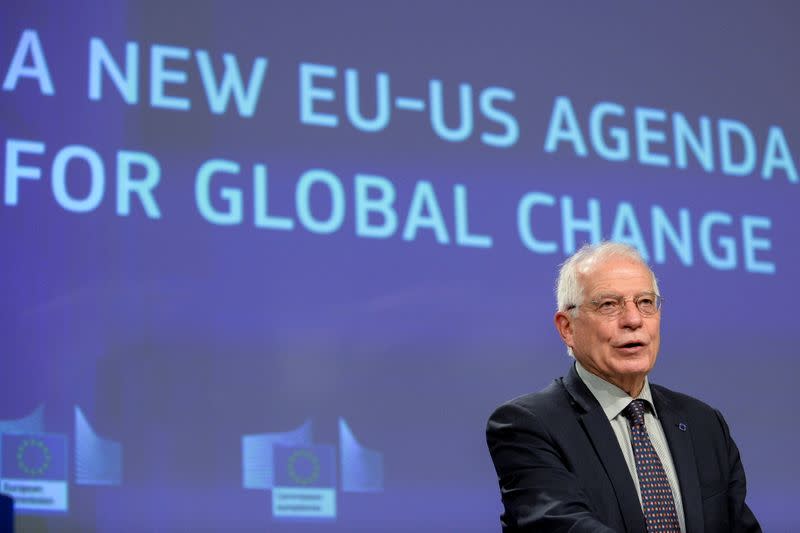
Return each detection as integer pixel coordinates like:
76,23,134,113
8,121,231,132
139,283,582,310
611,356,655,378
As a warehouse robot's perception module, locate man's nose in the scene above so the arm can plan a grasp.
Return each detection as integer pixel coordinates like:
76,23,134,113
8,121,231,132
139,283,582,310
618,299,643,328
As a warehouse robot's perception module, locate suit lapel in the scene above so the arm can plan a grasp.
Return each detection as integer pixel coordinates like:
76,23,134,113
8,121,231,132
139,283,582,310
651,386,704,533
562,366,647,533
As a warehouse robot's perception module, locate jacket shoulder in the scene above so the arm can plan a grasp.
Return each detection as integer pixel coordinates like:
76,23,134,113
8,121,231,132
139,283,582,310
487,378,575,428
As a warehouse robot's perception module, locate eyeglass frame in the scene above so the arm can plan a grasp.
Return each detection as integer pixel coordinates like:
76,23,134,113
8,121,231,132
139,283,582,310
565,291,664,318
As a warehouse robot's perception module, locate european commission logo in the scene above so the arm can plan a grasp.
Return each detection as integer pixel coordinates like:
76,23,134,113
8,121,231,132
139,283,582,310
242,418,383,521
0,433,68,512
0,404,123,515
272,445,336,519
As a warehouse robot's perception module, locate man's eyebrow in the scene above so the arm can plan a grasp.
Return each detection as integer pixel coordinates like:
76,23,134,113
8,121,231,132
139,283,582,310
591,292,622,299
591,291,654,299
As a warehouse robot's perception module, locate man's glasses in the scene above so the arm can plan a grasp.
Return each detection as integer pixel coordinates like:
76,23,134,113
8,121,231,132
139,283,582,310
567,292,663,317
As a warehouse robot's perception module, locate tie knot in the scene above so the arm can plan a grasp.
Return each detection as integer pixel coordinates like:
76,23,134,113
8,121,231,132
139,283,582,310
623,399,647,426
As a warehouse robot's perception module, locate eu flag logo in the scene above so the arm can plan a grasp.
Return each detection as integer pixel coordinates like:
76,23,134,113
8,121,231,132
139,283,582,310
1,433,68,481
272,444,337,519
274,445,336,488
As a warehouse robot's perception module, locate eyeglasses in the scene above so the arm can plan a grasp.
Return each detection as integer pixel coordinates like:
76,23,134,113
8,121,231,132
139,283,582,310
567,292,663,317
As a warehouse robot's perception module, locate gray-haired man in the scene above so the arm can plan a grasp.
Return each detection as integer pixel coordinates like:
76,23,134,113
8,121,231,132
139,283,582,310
486,242,760,532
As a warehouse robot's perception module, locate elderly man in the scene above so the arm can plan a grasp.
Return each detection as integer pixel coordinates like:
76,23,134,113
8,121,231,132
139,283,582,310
486,242,760,532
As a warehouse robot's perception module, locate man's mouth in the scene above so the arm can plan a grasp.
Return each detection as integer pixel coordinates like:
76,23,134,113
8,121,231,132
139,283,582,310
616,341,646,349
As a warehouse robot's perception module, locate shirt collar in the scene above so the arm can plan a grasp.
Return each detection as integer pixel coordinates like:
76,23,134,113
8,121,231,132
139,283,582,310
574,360,658,421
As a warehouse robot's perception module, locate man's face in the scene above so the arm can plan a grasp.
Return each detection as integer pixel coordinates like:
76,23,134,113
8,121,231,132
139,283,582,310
555,257,661,394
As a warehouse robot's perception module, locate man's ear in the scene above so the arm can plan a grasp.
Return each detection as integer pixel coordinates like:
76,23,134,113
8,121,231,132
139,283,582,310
554,311,574,347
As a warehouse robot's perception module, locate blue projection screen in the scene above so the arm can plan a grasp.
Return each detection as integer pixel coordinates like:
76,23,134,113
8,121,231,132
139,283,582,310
1,2,798,531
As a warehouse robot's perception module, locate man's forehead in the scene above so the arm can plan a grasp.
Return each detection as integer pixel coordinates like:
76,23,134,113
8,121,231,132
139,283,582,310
577,257,654,290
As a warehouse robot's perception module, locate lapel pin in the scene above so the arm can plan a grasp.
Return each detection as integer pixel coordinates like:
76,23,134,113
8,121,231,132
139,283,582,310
678,422,688,431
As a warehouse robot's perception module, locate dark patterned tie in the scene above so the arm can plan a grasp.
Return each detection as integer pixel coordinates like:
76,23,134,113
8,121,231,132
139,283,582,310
622,399,681,533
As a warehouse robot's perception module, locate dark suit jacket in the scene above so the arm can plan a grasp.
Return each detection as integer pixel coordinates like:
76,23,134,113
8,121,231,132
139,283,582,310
486,364,761,532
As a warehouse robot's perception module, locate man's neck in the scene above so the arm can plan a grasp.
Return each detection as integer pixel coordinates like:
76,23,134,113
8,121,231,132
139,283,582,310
577,361,645,398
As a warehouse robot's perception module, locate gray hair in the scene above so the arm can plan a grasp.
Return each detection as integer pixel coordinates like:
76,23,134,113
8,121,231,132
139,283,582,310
556,241,659,314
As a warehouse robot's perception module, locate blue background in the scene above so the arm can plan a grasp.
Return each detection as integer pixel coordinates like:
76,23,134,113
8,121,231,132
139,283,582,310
1,2,798,531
